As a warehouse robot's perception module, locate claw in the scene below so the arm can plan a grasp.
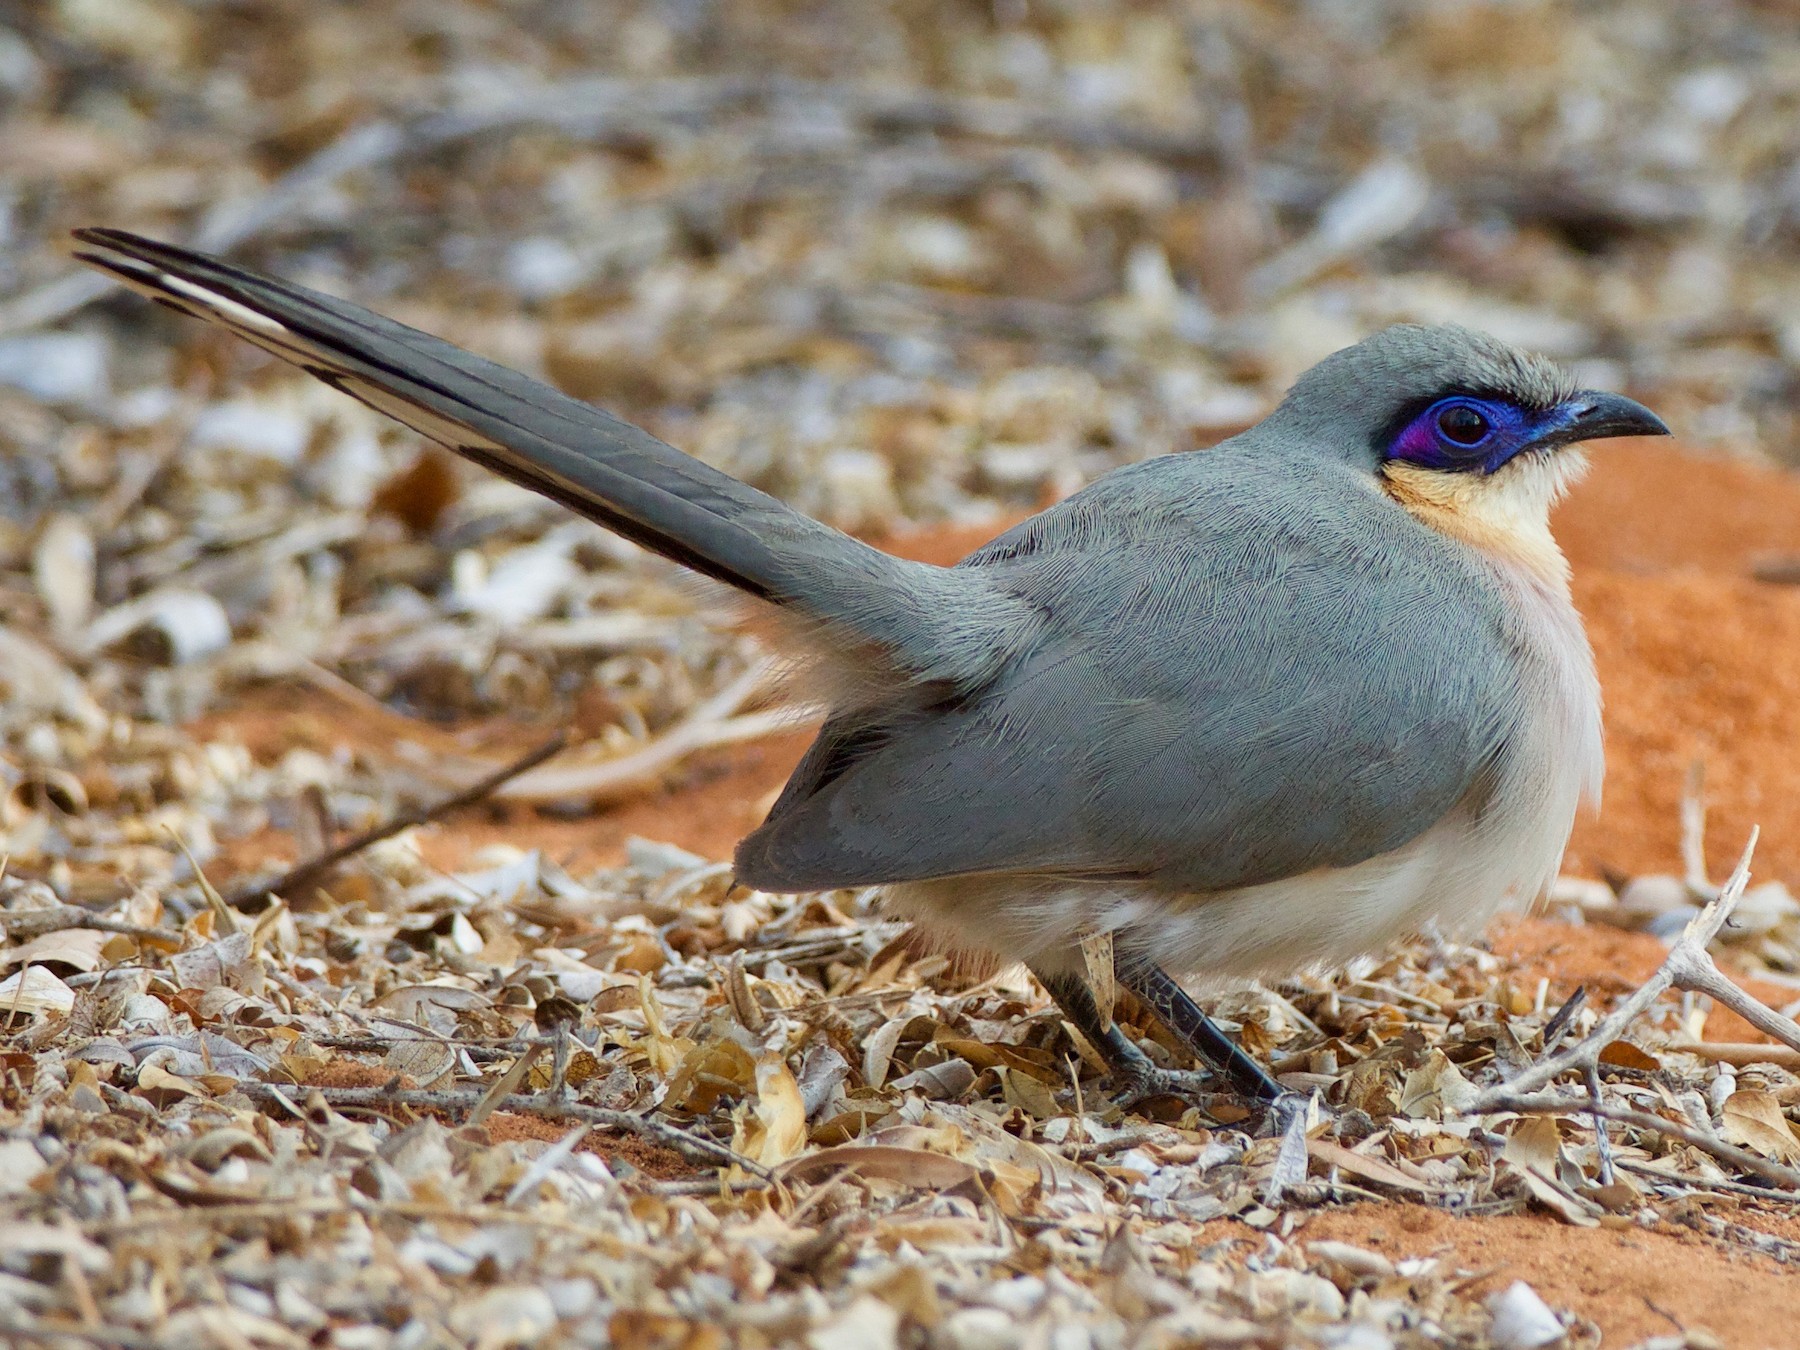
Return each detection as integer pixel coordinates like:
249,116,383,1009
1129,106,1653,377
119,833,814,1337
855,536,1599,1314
1107,1061,1314,1136
1105,1061,1230,1116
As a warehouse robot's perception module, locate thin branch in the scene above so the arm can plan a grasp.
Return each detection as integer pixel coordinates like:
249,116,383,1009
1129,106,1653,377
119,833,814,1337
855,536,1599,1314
1618,1157,1800,1203
498,707,814,803
1680,760,1714,898
1584,1061,1615,1186
0,1323,155,1349
493,660,816,804
1540,985,1586,1056
0,905,179,945
1473,831,1760,1108
6,122,409,336
225,732,566,908
1486,1089,1800,1192
1672,1041,1800,1070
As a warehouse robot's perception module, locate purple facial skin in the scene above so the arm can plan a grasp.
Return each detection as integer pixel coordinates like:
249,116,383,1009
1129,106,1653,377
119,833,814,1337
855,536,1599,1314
1386,397,1569,476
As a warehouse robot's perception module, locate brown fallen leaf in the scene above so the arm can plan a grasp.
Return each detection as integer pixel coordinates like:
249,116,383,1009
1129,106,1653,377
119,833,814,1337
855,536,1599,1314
0,966,75,1017
1598,1039,1660,1071
1720,1089,1800,1164
1499,1117,1601,1227
745,1052,809,1166
0,927,110,972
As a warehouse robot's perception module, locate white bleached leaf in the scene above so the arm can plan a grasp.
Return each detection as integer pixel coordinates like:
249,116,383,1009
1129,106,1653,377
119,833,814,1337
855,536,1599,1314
82,587,232,664
0,331,110,403
1487,1281,1565,1350
32,513,95,635
0,965,75,1016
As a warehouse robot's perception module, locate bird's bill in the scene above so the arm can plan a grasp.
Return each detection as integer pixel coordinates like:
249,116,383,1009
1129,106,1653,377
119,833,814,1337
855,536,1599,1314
1537,391,1671,449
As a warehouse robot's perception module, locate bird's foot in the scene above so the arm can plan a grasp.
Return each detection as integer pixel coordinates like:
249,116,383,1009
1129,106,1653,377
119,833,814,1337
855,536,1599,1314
1105,1060,1230,1115
1107,1061,1315,1135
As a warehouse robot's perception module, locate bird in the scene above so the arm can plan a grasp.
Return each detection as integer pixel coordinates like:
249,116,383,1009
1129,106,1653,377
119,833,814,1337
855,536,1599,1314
71,228,1669,1106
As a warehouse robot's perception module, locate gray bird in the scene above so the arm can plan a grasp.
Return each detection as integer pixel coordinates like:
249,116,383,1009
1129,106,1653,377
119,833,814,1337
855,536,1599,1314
72,229,1668,1104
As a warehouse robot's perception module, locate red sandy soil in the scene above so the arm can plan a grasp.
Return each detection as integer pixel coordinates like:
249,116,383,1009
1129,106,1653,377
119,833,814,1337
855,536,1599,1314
198,439,1800,1343
1280,1204,1796,1347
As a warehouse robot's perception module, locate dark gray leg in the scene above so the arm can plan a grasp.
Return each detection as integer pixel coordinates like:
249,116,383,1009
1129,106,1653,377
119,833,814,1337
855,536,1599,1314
1032,961,1241,1110
1114,956,1284,1102
1031,964,1160,1086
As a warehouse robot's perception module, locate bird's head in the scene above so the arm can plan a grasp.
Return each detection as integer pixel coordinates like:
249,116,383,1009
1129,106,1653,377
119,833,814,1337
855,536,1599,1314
1262,324,1669,583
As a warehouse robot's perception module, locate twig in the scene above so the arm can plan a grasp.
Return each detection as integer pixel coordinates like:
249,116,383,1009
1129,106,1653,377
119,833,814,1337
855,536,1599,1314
0,1323,155,1349
0,905,179,945
1473,831,1783,1109
235,1081,768,1178
225,732,566,907
1486,1089,1800,1192
1671,1041,1800,1070
1540,986,1586,1056
311,1033,518,1062
500,706,813,803
7,122,409,337
1584,1061,1615,1187
1617,1156,1800,1203
1680,761,1714,899
492,659,817,803
1689,1213,1800,1265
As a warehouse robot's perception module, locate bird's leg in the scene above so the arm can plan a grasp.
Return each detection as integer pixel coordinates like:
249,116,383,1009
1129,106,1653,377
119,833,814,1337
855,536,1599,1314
1031,963,1222,1110
1032,964,1155,1078
1113,956,1285,1103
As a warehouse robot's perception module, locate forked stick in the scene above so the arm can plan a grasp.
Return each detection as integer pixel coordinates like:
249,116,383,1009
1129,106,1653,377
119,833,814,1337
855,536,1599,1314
1474,829,1800,1111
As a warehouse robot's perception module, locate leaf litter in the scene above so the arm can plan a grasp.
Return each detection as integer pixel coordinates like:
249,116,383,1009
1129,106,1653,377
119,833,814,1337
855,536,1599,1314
5,1,1800,1346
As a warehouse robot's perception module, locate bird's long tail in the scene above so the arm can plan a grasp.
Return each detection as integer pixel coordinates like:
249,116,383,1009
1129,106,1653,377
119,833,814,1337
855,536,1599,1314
71,229,1027,687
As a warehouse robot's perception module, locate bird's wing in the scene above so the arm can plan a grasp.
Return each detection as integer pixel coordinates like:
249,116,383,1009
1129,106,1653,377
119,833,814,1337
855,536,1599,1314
736,450,1524,893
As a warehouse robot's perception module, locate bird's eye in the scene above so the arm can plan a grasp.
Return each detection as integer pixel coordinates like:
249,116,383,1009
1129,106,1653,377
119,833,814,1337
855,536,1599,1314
1436,404,1489,446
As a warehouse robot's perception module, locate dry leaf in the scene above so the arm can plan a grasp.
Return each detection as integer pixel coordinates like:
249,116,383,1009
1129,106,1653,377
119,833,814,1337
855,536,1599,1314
136,1059,208,1101
1,927,110,972
372,1016,457,1089
32,512,96,635
1500,1117,1600,1227
776,1145,981,1189
1306,1138,1442,1196
998,1065,1062,1119
1597,1039,1661,1071
0,966,75,1017
1079,930,1115,1029
1397,1049,1478,1118
666,1035,757,1115
862,1016,908,1090
747,1053,809,1166
1720,1090,1800,1164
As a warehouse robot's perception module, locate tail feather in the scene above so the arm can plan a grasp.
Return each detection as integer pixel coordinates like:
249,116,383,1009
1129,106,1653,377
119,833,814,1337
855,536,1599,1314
75,227,818,601
71,229,1031,688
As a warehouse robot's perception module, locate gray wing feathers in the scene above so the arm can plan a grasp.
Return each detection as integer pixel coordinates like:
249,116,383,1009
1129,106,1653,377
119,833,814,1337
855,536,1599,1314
71,229,1032,690
738,451,1521,893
